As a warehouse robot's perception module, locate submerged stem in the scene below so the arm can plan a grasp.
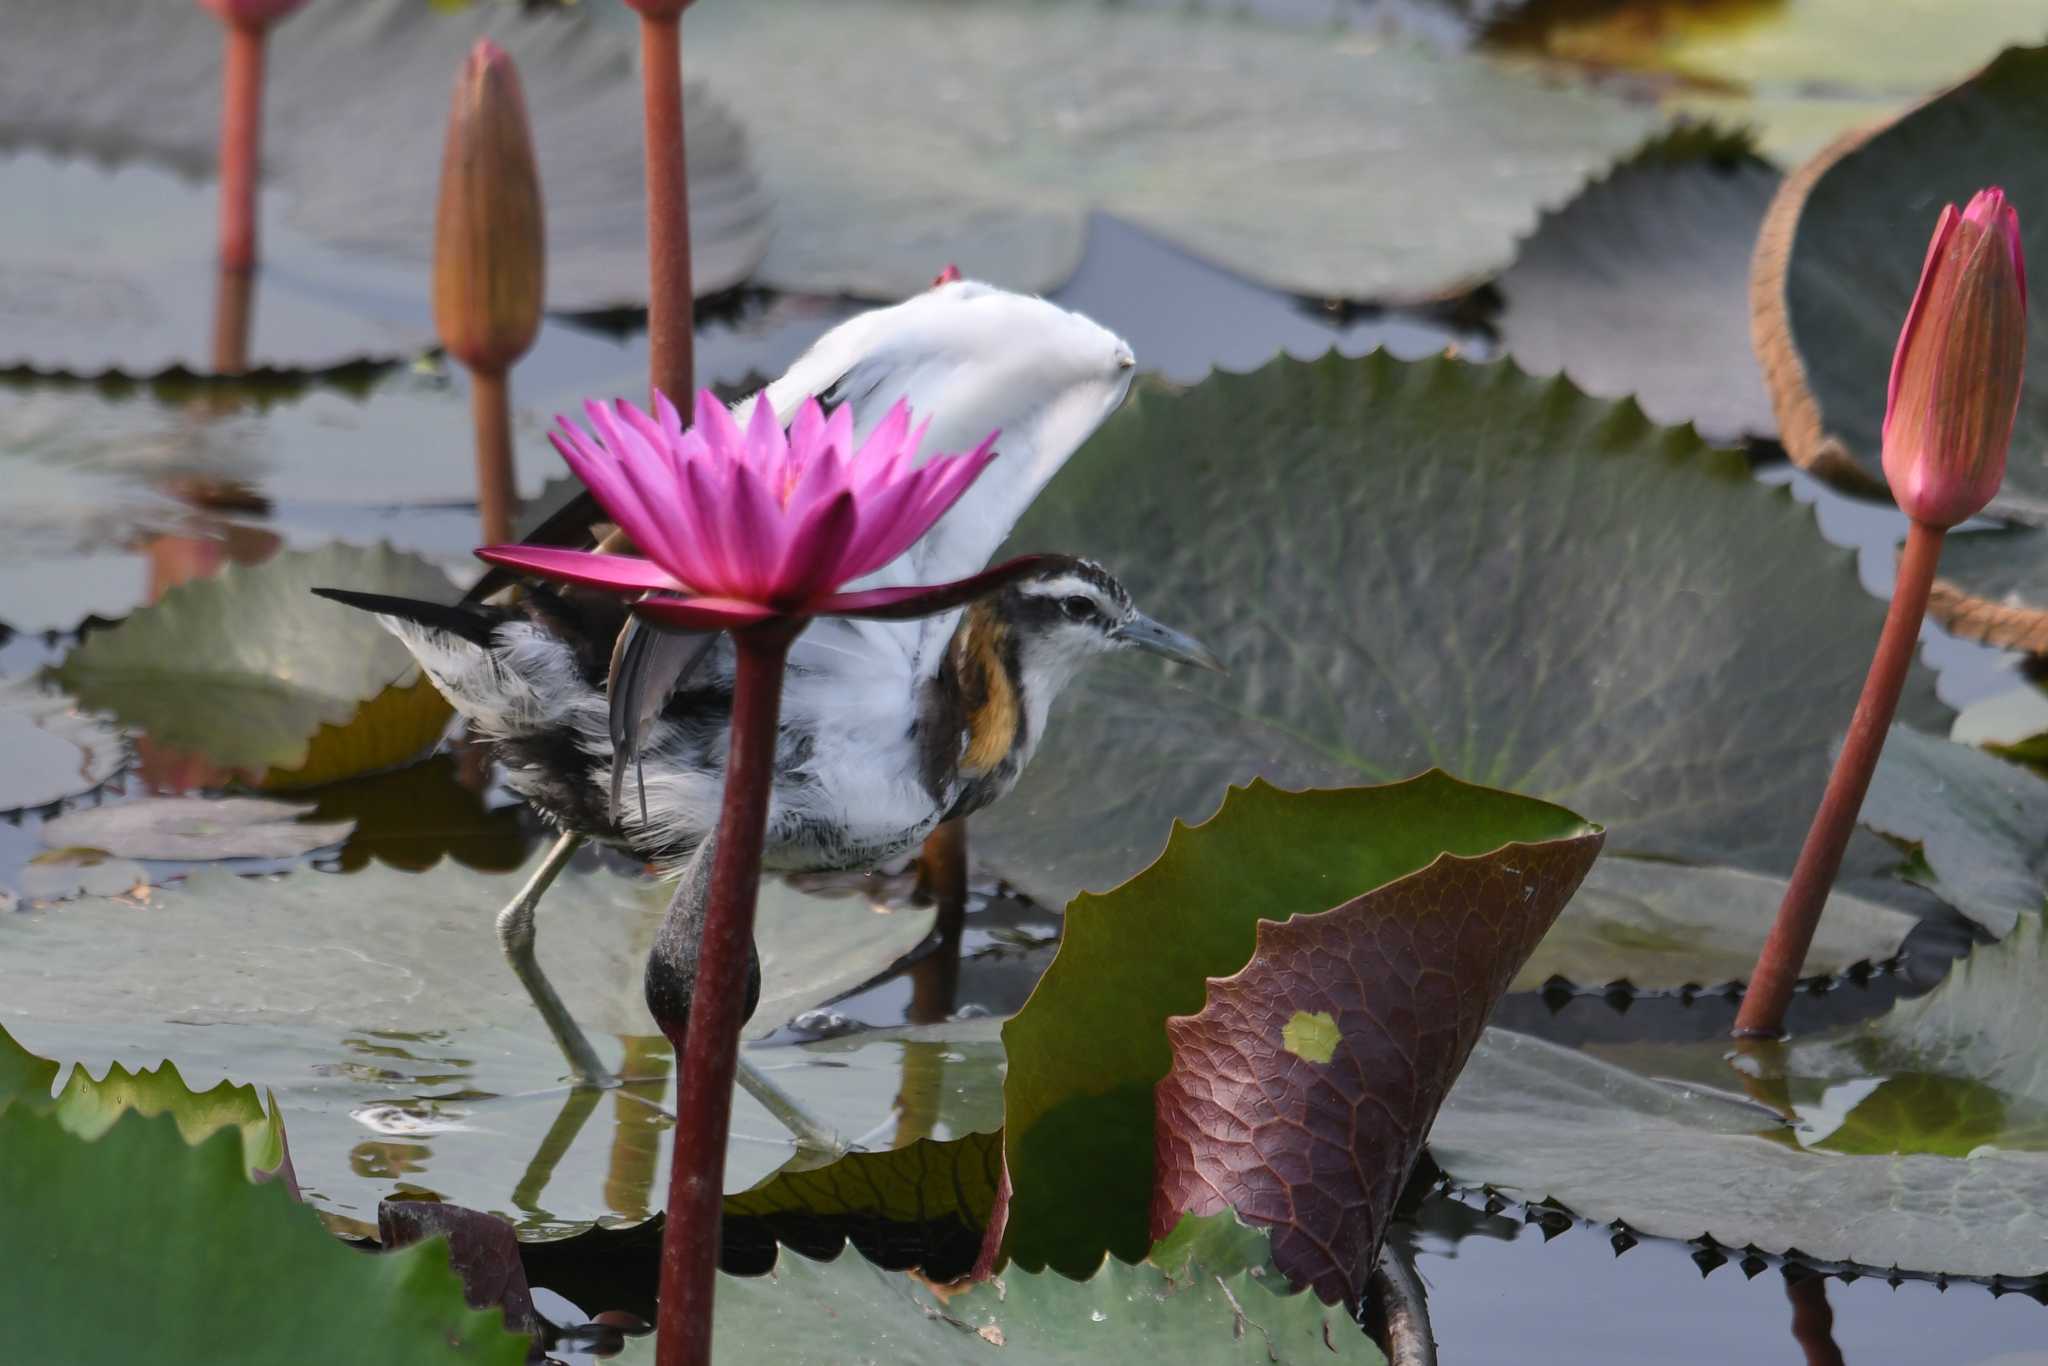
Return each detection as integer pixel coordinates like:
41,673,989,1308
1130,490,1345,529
653,618,799,1366
1734,519,1945,1038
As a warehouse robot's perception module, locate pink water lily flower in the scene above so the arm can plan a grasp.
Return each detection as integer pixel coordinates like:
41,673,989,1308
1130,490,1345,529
478,389,1037,632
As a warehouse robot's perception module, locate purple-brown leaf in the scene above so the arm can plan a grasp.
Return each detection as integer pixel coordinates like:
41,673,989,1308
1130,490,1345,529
1150,833,1603,1308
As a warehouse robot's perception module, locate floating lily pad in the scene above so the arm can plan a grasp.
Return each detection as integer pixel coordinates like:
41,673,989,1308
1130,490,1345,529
684,0,1656,301
52,543,454,777
13,848,151,904
1000,775,1599,1280
638,1221,1384,1366
1434,914,2048,1279
0,0,769,374
1751,45,2048,518
0,676,126,813
37,797,354,862
0,1102,526,1365
1496,138,1780,444
1858,724,2048,936
980,353,1947,908
1487,0,2048,163
1517,858,1917,992
0,853,941,1235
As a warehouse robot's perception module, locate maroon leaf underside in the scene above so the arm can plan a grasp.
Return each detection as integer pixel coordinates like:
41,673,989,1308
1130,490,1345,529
378,1199,539,1338
1150,832,1604,1308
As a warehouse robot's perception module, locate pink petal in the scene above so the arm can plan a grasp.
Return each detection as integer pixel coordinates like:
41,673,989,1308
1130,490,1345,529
724,462,786,600
785,397,828,489
551,422,670,567
745,385,794,499
1888,204,1959,436
693,389,745,467
652,388,686,442
475,545,684,594
773,489,861,605
850,398,913,481
838,472,932,579
586,400,691,576
818,555,1056,619
632,594,780,631
849,437,1000,576
683,460,743,593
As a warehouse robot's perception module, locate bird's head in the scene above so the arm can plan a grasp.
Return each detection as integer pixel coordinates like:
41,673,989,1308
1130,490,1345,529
995,555,1222,704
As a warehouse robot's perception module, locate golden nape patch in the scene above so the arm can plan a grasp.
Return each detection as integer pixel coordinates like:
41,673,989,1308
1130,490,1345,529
959,607,1020,776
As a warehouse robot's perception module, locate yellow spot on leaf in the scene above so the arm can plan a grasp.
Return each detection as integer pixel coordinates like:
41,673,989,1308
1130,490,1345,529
1281,1011,1339,1064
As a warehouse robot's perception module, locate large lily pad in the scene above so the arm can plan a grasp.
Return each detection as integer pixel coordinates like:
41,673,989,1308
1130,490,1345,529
978,352,1948,908
1858,724,2048,936
683,0,1657,301
1487,0,2048,162
1496,137,1779,444
1000,775,1600,1278
0,0,769,374
0,853,936,1235
39,796,354,862
0,676,126,813
52,543,454,777
641,1220,1383,1366
1517,858,1917,992
0,1104,527,1365
1751,46,2048,515
1434,915,2048,1278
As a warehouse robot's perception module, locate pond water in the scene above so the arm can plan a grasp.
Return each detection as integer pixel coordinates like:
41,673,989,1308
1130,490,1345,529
5,141,2045,1359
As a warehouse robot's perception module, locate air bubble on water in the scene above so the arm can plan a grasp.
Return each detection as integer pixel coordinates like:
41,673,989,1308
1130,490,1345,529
1090,1311,1107,1323
952,1003,991,1020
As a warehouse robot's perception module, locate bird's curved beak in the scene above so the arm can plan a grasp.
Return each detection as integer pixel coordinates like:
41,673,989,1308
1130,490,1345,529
1113,612,1226,673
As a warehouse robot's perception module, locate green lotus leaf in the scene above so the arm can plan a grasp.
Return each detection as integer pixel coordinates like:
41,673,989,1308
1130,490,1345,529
0,1102,526,1364
0,852,938,1237
52,543,454,776
1433,909,2048,1278
980,352,1947,909
684,0,1656,301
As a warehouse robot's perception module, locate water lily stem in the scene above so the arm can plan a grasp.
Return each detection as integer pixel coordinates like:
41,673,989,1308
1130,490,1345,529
217,18,267,275
639,11,694,405
1734,519,1944,1039
469,367,518,547
655,618,800,1366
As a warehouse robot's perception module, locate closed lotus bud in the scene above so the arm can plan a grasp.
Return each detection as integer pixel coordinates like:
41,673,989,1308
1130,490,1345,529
1882,187,2027,529
433,40,545,375
197,0,307,27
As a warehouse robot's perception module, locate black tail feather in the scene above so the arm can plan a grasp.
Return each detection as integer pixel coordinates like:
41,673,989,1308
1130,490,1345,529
311,587,499,648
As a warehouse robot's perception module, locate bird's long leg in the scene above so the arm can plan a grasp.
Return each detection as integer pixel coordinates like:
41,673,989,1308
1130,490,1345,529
499,830,615,1087
735,1062,851,1158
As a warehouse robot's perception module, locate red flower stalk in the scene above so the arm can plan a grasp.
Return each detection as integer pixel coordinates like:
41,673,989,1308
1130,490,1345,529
627,0,697,404
480,388,1040,1366
197,0,307,275
1736,188,2027,1038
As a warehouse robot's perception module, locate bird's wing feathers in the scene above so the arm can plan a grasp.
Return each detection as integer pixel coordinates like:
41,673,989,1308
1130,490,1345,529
740,281,1136,690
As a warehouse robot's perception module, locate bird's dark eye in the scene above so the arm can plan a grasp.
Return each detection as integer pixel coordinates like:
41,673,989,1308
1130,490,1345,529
1060,595,1096,621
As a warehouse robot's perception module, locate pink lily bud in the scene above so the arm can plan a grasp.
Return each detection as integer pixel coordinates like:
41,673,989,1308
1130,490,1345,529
197,0,307,27
1882,187,2028,529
